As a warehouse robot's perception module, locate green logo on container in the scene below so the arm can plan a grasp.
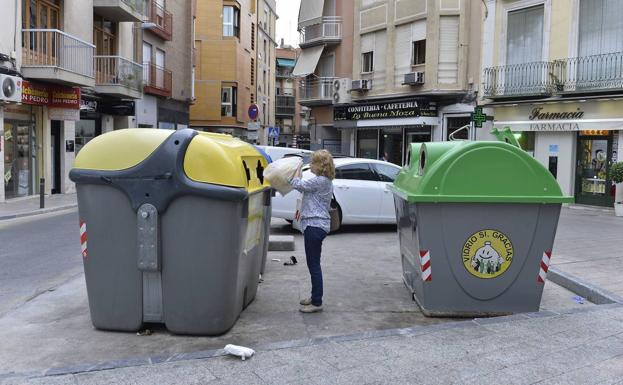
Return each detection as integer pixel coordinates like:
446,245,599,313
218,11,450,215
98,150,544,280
462,230,513,279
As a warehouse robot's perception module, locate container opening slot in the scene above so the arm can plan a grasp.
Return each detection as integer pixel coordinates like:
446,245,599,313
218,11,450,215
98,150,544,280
242,161,251,185
256,161,264,184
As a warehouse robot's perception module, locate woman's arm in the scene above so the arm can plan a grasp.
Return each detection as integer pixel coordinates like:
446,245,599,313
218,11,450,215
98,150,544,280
290,176,325,193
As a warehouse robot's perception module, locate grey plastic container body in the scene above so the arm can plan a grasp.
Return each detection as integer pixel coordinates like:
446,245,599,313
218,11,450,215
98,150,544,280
72,129,270,335
394,197,562,317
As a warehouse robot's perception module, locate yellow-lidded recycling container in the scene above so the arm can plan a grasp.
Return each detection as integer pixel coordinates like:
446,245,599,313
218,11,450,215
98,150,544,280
70,129,271,335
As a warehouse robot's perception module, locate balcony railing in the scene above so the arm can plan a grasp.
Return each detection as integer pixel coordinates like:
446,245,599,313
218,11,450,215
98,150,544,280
276,68,292,78
22,29,95,79
276,95,296,116
146,0,173,40
484,51,623,98
483,61,556,98
556,51,623,93
299,77,336,105
143,62,172,97
95,56,143,91
299,17,342,48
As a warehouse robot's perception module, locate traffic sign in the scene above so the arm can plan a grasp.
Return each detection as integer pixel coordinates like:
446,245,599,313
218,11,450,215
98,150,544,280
268,126,280,139
248,104,259,120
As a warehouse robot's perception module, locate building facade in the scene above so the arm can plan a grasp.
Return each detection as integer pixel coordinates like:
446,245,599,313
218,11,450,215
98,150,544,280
0,0,194,203
293,0,354,155
276,45,309,148
480,0,623,207
293,0,483,163
190,0,257,139
137,0,195,130
256,0,277,144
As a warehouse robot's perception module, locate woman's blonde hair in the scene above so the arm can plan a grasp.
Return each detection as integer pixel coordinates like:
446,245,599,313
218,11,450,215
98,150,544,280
310,150,336,180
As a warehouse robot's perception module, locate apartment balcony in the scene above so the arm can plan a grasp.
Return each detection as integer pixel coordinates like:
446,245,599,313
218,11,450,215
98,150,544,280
483,61,556,99
276,68,292,79
299,77,335,106
145,0,172,41
276,95,296,117
143,62,172,97
93,0,144,22
556,51,623,95
95,56,143,99
21,29,95,87
299,17,342,49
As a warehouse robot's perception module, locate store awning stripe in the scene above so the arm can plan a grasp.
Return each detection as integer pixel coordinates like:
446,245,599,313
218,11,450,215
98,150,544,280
292,46,324,77
298,0,324,28
277,58,296,67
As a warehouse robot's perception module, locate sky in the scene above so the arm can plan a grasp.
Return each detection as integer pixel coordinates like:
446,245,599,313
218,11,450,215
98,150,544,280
276,0,301,47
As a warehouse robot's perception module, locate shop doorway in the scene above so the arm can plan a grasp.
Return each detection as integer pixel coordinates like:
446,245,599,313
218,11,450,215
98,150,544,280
51,121,61,194
3,121,34,199
575,131,615,207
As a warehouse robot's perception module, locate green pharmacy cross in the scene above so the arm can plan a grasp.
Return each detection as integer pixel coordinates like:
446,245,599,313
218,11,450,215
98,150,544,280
471,107,494,128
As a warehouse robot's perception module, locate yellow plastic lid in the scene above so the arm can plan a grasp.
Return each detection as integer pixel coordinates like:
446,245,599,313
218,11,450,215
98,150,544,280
184,132,269,192
74,129,174,171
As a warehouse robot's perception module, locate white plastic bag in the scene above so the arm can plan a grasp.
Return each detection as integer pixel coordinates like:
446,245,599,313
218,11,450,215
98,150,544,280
264,157,303,195
224,344,255,361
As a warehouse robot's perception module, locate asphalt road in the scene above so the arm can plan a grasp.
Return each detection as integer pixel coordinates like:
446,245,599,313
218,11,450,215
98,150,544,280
0,209,82,317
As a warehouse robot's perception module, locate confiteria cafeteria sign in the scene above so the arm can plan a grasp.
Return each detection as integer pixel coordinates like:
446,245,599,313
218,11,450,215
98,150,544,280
528,107,584,131
334,100,436,121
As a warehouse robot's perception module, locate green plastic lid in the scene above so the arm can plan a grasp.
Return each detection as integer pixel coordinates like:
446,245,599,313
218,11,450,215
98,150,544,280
390,141,574,204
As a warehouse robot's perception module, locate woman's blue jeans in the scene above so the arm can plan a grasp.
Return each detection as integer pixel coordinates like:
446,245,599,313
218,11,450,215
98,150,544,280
304,226,327,306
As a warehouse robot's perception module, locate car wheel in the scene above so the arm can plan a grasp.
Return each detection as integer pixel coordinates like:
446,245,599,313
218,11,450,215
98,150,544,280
329,201,342,233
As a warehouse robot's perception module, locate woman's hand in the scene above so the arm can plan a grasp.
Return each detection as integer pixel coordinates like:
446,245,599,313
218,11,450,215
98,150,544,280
294,163,303,178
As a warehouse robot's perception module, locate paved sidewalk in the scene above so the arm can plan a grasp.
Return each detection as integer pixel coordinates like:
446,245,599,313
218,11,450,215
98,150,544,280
550,207,623,303
2,303,622,385
0,194,77,220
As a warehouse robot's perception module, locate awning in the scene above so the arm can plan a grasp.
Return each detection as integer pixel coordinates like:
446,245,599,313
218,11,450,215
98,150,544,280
292,46,324,77
298,0,324,28
277,58,296,67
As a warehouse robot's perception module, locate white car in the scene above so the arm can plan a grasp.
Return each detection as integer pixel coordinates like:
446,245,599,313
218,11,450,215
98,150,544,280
256,146,312,161
271,158,401,230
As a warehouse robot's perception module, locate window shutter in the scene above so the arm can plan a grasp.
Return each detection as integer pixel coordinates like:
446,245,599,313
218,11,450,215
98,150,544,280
438,16,459,84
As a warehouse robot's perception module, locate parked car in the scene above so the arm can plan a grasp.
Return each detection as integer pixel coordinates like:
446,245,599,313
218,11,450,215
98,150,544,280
271,158,401,230
256,146,312,162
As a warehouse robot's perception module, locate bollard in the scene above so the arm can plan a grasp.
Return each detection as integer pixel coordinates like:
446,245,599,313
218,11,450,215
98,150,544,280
39,178,45,209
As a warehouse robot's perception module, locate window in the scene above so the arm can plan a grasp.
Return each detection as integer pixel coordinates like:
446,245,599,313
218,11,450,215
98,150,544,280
221,86,237,117
336,163,377,181
251,23,255,49
362,51,374,73
251,58,255,85
438,16,459,84
142,42,152,83
373,164,400,182
446,117,471,141
263,40,267,64
412,40,426,65
223,6,240,37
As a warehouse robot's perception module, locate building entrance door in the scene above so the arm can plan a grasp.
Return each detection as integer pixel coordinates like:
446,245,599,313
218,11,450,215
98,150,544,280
3,121,34,199
575,131,615,207
51,120,61,194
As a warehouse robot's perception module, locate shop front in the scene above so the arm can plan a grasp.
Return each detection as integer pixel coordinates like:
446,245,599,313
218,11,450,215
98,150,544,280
334,100,439,166
3,104,38,199
493,100,623,207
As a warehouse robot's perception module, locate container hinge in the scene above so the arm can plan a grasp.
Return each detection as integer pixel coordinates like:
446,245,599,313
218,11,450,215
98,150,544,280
137,203,163,322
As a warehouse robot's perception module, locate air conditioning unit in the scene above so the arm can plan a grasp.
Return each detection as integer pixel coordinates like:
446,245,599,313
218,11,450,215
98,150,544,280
404,71,425,85
351,79,371,91
332,78,352,104
0,74,22,103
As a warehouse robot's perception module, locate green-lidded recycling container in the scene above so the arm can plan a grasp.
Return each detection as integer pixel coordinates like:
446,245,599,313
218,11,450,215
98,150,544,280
69,128,271,335
389,139,573,317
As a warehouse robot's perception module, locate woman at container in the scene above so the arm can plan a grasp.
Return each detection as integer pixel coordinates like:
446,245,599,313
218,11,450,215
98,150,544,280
289,150,335,313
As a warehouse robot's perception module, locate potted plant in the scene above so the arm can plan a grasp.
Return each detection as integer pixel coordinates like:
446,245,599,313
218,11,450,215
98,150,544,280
610,161,623,217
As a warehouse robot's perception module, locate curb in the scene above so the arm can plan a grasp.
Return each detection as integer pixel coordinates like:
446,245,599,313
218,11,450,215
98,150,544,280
1,303,621,381
548,267,623,305
0,204,78,221
268,235,295,251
